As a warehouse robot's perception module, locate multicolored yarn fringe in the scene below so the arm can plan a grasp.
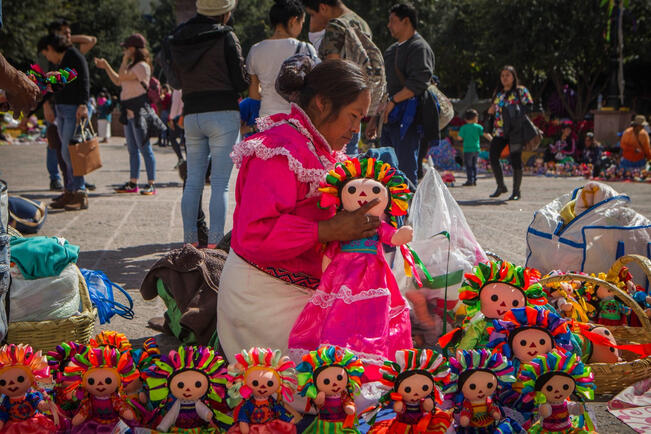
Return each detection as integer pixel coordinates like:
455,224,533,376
318,157,412,226
227,348,297,407
47,342,81,382
90,331,133,353
296,345,364,400
64,345,139,393
0,344,50,382
519,350,595,405
130,338,160,377
27,64,78,95
459,260,547,318
486,306,573,360
443,349,516,405
378,349,449,405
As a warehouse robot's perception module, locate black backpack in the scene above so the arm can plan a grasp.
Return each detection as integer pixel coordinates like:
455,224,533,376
156,34,182,90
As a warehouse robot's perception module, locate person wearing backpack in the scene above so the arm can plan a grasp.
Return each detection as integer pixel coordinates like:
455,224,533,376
303,0,386,156
170,0,249,249
371,3,434,185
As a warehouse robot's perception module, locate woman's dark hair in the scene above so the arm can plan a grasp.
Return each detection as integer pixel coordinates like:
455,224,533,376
37,34,71,53
493,65,520,98
276,57,369,121
270,0,305,28
302,0,340,10
390,3,418,29
129,47,152,69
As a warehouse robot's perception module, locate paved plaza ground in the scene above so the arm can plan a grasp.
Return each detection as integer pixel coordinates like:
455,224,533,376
1,137,650,432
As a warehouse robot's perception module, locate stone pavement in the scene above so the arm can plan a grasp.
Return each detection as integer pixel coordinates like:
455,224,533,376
1,137,649,433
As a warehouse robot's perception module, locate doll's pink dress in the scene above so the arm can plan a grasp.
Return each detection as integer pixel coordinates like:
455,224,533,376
288,221,412,366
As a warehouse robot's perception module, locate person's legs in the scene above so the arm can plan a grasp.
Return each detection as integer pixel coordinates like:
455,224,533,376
345,129,360,156
206,111,240,246
470,151,478,184
129,117,157,187
55,105,85,192
388,122,420,186
489,136,508,197
181,113,211,244
463,152,473,185
46,147,61,182
509,150,523,200
125,119,141,183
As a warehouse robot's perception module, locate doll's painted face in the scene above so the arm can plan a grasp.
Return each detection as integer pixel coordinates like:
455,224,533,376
341,178,388,217
479,283,526,319
512,328,554,362
596,285,613,300
170,370,209,401
245,368,279,400
589,327,620,363
315,366,348,396
84,368,120,397
461,371,497,402
397,373,434,403
540,374,575,403
0,366,33,398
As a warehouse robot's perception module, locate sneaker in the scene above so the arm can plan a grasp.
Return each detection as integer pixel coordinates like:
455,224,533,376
50,191,75,209
50,179,63,191
140,184,156,195
462,181,474,186
85,182,96,191
115,182,139,193
64,190,88,210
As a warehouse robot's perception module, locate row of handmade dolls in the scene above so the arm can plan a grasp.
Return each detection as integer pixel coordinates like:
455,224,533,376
0,336,595,434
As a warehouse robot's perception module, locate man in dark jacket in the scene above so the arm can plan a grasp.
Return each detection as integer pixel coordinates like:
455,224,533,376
170,0,249,248
376,3,435,184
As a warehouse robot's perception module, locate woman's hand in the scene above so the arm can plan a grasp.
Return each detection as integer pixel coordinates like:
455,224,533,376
76,104,88,122
487,105,496,115
318,199,381,243
93,57,108,70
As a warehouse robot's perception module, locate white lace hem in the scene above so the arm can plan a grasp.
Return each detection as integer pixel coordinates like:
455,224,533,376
309,285,391,309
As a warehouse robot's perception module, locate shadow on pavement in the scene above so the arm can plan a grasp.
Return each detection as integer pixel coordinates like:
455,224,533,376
456,198,508,206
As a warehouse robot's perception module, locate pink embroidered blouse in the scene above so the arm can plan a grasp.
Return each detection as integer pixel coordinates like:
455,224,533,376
230,104,345,279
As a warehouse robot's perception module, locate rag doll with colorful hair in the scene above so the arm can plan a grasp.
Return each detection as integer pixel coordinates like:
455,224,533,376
47,341,83,431
226,348,300,433
520,351,596,433
0,344,58,433
296,345,364,433
441,260,548,351
367,349,453,434
289,158,413,372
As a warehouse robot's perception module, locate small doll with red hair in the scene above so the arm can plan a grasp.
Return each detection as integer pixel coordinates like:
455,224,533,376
0,344,58,433
368,349,452,434
64,345,138,433
226,348,300,433
289,158,413,370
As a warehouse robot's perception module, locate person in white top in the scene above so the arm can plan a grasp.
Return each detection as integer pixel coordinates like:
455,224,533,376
246,0,317,118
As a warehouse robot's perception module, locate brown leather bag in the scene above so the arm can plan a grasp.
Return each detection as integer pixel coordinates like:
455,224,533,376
68,119,102,176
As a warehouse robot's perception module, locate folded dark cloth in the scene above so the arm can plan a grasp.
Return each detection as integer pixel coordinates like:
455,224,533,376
9,236,79,280
140,244,226,346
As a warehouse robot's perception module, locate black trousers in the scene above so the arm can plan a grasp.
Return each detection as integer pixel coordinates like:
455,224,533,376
489,136,522,188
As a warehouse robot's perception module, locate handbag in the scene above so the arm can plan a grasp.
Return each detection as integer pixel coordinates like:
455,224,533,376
68,119,102,176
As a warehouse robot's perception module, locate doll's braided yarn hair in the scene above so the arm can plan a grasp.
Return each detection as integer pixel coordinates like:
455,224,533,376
318,157,412,226
378,349,449,405
486,306,573,361
0,344,50,382
459,260,547,318
443,349,516,405
130,338,160,378
227,348,297,406
47,342,81,382
89,331,132,353
63,345,139,394
519,350,594,405
296,345,364,399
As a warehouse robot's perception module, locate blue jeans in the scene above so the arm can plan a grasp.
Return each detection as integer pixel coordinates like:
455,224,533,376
464,151,478,183
182,110,240,245
47,146,60,181
55,104,85,191
124,118,156,181
381,121,421,185
620,157,646,170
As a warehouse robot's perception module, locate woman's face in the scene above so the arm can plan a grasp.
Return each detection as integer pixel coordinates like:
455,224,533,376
500,69,515,90
287,15,305,38
314,90,371,151
42,46,62,65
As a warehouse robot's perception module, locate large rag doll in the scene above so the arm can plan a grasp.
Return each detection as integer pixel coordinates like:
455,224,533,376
289,158,413,369
520,351,596,433
368,349,453,434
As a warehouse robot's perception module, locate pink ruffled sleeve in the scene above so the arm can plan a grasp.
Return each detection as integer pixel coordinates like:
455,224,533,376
233,156,320,262
378,221,398,246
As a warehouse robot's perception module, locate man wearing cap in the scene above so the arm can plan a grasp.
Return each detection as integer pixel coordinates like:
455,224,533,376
620,115,651,171
169,0,249,248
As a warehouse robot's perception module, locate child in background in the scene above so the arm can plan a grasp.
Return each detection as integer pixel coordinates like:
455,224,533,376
459,109,492,186
96,90,114,143
239,97,260,139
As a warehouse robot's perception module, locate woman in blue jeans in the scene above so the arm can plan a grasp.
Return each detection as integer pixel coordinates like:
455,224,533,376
170,0,249,248
95,34,157,195
38,34,90,210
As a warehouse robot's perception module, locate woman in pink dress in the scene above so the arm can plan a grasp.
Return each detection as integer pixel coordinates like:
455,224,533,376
288,157,413,370
219,57,378,365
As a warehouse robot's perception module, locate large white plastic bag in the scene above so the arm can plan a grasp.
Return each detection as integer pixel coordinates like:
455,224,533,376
9,263,80,321
393,165,488,299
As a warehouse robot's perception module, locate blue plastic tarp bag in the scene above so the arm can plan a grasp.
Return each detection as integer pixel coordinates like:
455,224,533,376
80,269,134,324
8,196,47,234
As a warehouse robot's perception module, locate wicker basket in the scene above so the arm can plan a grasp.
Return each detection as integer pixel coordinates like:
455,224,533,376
5,229,97,351
539,258,651,395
